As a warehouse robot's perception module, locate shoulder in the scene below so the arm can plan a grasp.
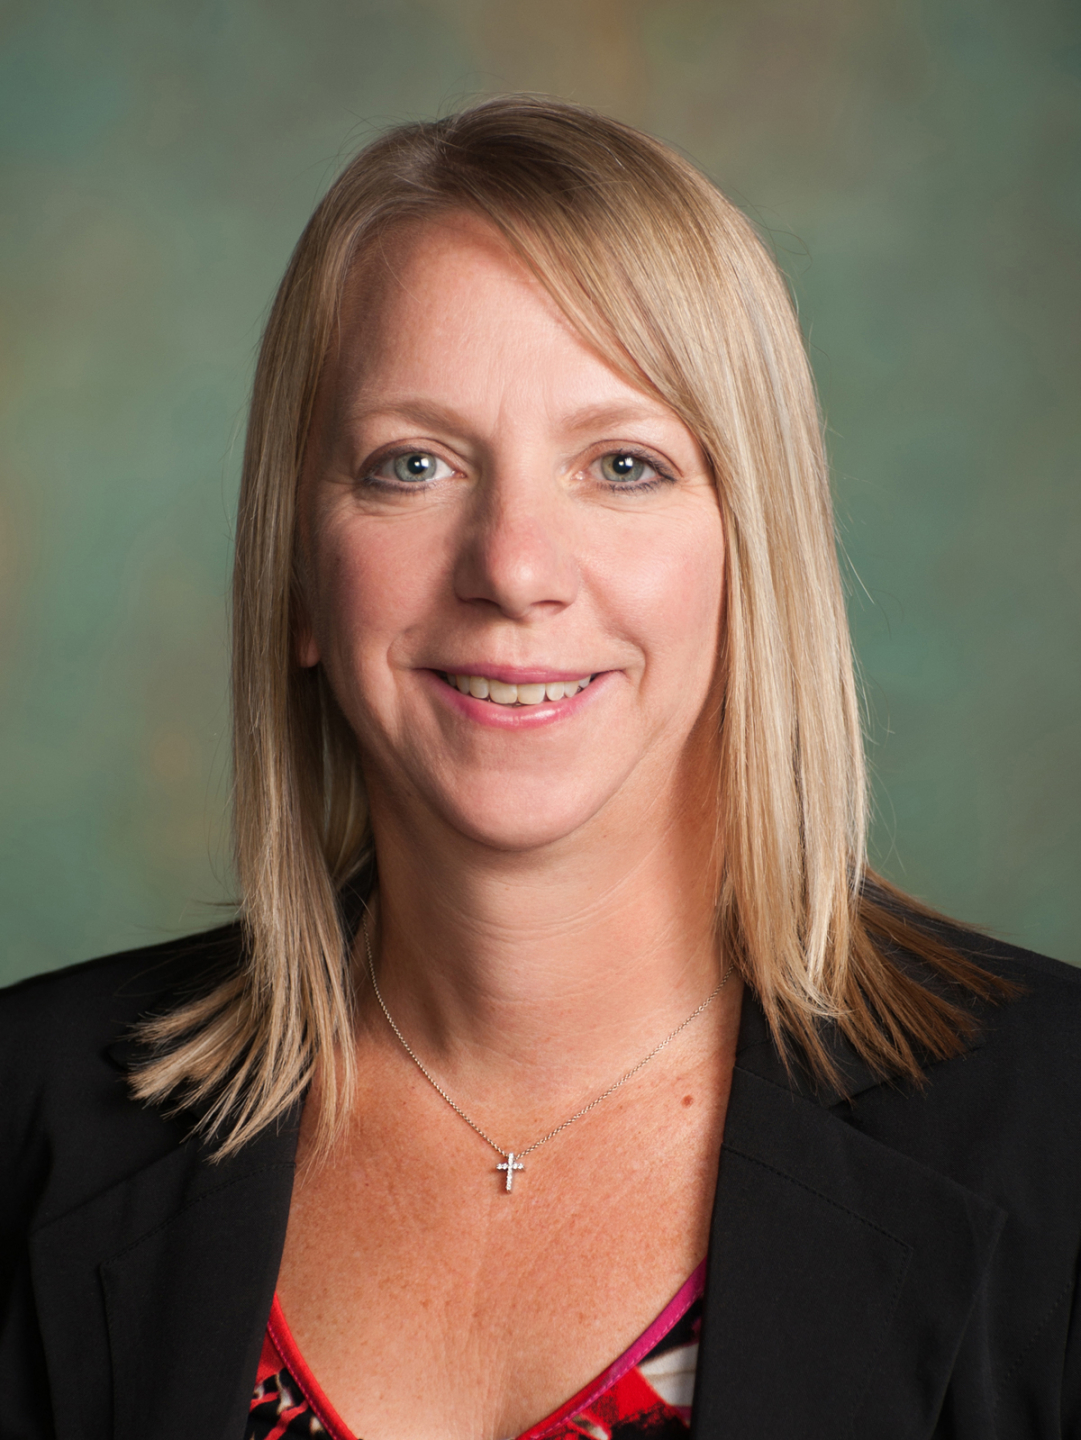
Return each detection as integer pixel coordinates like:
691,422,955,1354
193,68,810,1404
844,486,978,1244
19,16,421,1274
929,924,1081,1079
850,925,1081,1217
948,921,1081,993
0,922,244,1091
0,925,244,1231
855,884,1081,1096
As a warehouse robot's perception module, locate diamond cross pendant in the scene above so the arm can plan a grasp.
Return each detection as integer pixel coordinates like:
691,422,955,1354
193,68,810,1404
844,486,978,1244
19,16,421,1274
497,1153,524,1192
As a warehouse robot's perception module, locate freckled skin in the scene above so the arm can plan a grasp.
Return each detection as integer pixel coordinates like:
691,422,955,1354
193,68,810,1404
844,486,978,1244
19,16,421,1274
280,215,742,1440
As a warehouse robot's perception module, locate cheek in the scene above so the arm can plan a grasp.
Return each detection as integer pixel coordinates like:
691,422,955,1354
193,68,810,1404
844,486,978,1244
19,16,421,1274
308,516,446,682
597,511,724,684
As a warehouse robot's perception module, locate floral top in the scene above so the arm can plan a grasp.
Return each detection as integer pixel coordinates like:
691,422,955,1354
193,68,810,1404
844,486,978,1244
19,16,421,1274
247,1262,705,1440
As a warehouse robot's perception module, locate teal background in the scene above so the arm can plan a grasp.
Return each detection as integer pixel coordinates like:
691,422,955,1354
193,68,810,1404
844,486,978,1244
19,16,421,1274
1,0,1078,983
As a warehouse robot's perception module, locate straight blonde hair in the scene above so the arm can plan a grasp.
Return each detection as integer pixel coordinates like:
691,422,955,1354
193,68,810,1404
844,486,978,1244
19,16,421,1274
133,96,1008,1159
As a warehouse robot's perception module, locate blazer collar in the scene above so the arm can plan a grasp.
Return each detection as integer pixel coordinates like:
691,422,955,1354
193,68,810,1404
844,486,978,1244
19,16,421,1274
690,991,1005,1440
30,1088,299,1440
733,985,988,1107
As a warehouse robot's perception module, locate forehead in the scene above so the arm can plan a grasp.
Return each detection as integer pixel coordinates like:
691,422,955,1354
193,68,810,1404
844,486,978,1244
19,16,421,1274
347,212,546,315
326,214,672,424
337,215,574,375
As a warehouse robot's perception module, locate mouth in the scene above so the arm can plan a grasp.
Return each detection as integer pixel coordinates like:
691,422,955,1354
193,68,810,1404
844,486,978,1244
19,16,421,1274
439,671,594,707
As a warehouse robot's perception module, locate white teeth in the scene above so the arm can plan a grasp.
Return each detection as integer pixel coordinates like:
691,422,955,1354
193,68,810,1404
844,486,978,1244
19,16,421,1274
448,673,592,705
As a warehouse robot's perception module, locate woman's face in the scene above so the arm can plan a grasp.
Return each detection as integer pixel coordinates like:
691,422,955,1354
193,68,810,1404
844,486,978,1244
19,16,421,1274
298,215,725,853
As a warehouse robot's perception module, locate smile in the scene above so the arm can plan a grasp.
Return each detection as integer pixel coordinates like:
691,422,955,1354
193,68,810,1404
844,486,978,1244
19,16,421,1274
442,673,594,706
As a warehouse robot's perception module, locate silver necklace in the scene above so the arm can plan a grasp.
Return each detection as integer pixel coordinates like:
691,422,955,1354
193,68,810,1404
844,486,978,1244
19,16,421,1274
361,923,735,1193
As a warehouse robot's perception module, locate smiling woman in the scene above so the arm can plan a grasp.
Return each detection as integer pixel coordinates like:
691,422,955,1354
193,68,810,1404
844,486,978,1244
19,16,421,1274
2,97,1080,1440
295,214,725,868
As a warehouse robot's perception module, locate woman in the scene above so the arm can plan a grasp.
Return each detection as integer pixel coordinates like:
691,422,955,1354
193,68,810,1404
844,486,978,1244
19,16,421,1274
2,96,1079,1440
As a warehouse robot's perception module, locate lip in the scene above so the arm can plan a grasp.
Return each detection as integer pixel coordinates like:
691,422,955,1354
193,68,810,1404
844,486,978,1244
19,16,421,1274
421,667,609,728
432,663,596,685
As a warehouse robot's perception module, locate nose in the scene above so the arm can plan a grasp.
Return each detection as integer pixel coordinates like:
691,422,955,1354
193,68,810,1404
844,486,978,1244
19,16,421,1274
452,466,580,620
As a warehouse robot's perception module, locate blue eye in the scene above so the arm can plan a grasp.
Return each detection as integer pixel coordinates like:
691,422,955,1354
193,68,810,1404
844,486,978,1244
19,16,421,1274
363,448,457,490
600,452,652,485
392,452,440,482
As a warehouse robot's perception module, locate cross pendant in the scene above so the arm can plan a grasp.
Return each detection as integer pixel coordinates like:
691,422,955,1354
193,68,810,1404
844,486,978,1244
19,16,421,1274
497,1153,524,1192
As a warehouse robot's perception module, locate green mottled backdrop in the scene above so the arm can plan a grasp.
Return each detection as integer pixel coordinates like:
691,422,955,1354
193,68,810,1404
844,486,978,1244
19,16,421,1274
1,0,1078,982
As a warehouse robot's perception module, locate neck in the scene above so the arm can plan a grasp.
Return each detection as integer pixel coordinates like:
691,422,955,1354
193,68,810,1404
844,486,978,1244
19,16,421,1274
358,772,735,1106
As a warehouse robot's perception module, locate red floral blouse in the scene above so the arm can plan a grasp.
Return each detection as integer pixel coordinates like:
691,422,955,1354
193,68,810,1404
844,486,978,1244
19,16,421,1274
246,1261,705,1440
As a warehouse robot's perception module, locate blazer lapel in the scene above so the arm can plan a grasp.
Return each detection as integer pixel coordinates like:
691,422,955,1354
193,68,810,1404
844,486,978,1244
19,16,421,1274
691,1009,1005,1440
30,1111,297,1440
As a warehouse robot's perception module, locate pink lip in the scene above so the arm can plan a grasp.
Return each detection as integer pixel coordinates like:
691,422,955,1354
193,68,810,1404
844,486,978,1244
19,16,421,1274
433,664,595,685
421,668,609,728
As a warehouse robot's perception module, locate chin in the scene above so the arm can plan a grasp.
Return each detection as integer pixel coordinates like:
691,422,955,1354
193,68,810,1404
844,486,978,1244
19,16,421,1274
432,779,617,854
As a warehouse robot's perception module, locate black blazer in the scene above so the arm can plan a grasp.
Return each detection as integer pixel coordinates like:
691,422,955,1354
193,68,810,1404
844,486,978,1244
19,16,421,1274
3,921,1081,1440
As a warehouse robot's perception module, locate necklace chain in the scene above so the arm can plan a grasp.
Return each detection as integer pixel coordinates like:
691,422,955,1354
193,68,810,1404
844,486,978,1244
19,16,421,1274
361,922,734,1184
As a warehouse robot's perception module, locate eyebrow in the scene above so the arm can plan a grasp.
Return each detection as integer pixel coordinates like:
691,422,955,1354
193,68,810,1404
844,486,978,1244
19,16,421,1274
344,395,677,435
559,399,676,433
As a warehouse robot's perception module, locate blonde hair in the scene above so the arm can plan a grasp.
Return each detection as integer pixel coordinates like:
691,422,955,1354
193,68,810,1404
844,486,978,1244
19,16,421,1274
133,95,1007,1158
